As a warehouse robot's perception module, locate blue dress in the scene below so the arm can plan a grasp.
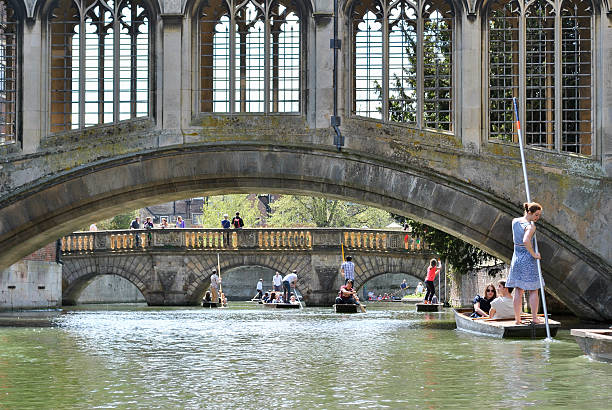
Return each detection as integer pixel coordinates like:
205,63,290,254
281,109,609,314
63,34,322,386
506,218,542,290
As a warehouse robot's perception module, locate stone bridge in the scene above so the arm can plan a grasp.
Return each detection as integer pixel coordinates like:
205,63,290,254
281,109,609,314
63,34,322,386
59,228,434,306
0,0,610,320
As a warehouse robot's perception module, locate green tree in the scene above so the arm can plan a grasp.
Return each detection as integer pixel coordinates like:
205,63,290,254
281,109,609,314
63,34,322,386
198,194,261,228
400,217,495,275
84,210,138,231
267,195,394,228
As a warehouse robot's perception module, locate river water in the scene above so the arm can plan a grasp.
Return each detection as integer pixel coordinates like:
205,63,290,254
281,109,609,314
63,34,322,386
1,303,610,409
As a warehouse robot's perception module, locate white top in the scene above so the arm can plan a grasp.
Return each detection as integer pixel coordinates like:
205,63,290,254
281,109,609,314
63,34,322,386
89,224,98,231
210,273,219,289
282,273,298,284
272,274,282,286
490,296,514,319
256,281,263,291
416,284,424,293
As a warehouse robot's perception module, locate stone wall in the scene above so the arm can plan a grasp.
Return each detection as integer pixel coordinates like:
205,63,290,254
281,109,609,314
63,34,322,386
0,243,61,310
78,274,146,304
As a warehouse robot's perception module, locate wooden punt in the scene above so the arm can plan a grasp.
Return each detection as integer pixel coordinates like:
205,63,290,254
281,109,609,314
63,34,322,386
454,308,560,339
334,304,360,313
202,301,219,308
571,329,612,363
416,303,443,312
263,303,300,309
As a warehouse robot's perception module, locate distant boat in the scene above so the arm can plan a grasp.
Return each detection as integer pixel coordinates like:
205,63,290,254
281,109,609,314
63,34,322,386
263,303,300,309
416,303,443,312
571,329,612,363
454,308,560,339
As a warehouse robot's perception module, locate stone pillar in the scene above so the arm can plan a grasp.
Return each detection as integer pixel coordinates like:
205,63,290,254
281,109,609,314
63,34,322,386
159,14,184,145
601,12,612,177
458,12,482,153
312,4,335,129
21,19,42,154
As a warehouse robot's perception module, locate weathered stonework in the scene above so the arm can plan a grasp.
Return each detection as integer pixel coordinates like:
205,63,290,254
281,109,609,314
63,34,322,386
0,1,610,320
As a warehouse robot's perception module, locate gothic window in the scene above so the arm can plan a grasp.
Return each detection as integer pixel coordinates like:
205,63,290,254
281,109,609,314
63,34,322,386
487,0,592,155
352,0,454,132
199,0,302,114
49,0,151,133
0,0,17,144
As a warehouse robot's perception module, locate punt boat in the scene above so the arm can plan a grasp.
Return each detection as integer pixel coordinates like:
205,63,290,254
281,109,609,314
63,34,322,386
571,329,612,363
454,308,560,339
202,301,219,308
333,304,361,313
263,302,300,309
416,303,443,312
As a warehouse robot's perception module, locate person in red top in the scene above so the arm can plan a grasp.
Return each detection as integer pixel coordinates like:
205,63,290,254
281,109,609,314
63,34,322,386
424,258,440,304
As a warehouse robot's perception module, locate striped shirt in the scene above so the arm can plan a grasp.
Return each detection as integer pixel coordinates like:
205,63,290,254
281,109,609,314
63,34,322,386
341,261,355,280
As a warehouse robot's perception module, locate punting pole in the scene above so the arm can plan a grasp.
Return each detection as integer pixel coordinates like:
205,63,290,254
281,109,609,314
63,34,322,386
217,253,225,307
512,97,551,340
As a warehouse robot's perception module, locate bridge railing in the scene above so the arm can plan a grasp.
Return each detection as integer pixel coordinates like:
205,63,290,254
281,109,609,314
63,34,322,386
60,228,427,256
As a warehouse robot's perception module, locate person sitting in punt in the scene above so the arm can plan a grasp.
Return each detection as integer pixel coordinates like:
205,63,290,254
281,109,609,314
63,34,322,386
203,291,212,303
268,292,276,303
262,292,270,303
470,283,497,318
488,281,515,320
335,279,360,305
289,295,299,305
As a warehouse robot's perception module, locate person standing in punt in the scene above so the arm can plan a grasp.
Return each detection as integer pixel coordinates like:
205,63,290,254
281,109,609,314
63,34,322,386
272,271,283,292
210,269,220,303
423,259,440,304
340,255,355,284
506,202,543,325
282,270,298,303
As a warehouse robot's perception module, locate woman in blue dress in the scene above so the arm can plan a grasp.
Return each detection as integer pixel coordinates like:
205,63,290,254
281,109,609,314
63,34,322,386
506,202,543,325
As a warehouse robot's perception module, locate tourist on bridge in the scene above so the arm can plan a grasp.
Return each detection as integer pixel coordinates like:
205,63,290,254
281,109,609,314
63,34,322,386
423,259,440,304
470,283,497,318
231,212,244,229
129,217,141,247
143,217,154,246
255,278,263,300
272,271,283,292
335,279,360,305
221,214,230,229
160,218,169,229
282,270,298,303
210,269,220,303
488,281,515,320
175,216,185,228
506,202,543,325
340,255,355,284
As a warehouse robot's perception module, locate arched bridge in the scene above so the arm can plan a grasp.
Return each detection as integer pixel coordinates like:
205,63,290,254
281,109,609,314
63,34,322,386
60,228,434,306
0,0,609,320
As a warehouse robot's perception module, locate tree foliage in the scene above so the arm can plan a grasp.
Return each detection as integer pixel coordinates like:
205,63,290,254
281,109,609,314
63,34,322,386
267,195,394,228
88,210,139,231
401,218,495,275
198,194,261,228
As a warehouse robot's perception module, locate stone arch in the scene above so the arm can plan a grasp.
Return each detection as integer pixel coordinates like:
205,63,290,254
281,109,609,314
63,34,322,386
351,254,432,290
62,255,151,305
184,252,313,304
0,144,609,319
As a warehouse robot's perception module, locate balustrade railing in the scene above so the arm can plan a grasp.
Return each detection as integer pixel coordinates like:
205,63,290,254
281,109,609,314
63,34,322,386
60,228,427,256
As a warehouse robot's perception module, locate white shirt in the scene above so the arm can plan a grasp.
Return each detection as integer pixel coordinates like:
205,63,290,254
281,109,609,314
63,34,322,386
210,273,219,289
272,274,282,286
89,224,98,231
282,273,298,284
490,296,514,319
256,281,263,291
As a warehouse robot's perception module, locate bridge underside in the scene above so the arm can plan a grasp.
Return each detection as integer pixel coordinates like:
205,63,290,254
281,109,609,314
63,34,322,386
1,145,610,320
62,252,432,307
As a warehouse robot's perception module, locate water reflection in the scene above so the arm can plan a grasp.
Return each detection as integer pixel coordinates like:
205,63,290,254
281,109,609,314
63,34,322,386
0,304,610,408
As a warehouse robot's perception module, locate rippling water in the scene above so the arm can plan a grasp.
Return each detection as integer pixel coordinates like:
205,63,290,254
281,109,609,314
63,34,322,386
1,303,610,409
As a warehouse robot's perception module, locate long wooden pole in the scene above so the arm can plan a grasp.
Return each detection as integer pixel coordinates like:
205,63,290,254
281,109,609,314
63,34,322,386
217,253,225,307
512,97,551,340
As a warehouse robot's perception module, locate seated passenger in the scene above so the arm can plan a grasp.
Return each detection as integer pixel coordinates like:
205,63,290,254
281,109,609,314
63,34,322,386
262,292,270,303
335,279,360,305
203,291,212,303
471,283,497,318
489,281,515,320
289,295,299,305
268,292,276,303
